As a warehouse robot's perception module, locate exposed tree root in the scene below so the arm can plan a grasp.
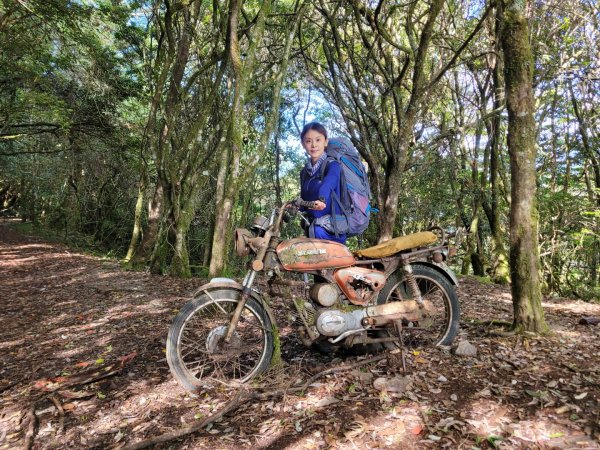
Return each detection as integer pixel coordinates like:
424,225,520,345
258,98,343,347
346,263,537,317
34,354,136,393
465,318,513,329
21,404,37,450
0,381,18,394
49,395,65,434
116,354,387,450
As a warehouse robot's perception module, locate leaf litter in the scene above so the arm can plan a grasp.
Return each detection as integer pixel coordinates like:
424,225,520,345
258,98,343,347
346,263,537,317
0,223,599,449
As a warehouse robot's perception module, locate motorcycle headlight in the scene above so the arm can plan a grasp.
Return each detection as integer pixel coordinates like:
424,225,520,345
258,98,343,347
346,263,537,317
235,228,254,257
250,215,270,232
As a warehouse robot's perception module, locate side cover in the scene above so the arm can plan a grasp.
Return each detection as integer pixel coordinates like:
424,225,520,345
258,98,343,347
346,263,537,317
276,238,355,271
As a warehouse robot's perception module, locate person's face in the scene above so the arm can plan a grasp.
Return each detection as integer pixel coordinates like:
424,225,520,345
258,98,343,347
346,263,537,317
302,129,328,163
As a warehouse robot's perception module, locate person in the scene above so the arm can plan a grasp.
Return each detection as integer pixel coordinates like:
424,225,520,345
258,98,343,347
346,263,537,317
299,122,347,245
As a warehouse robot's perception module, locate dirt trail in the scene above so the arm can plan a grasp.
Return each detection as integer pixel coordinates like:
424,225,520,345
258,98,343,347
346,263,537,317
1,222,599,449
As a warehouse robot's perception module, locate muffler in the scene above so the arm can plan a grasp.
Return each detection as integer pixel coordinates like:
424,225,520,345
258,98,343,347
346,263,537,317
315,300,433,337
362,300,434,326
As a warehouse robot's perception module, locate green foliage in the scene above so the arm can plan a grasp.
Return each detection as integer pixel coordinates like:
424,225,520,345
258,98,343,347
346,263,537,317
0,0,146,254
1,0,598,304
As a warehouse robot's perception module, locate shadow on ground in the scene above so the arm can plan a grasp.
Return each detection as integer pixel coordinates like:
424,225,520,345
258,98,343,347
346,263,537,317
1,223,599,449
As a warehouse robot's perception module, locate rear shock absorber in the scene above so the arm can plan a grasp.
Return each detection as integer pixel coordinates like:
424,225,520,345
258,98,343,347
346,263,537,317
403,264,423,306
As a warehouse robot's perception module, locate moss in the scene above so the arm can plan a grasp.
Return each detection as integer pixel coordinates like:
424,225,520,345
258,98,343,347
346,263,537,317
269,322,282,368
470,275,495,285
120,260,147,272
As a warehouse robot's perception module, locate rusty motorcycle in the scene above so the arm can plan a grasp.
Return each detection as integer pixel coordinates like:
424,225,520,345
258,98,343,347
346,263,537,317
166,199,461,391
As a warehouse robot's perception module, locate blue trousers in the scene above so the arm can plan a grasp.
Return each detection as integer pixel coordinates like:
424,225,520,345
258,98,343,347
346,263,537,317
310,224,347,245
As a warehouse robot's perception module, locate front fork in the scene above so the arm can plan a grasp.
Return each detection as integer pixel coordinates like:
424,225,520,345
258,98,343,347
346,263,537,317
224,270,257,343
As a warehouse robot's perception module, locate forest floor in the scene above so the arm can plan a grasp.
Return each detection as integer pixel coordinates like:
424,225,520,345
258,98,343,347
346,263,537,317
1,220,599,450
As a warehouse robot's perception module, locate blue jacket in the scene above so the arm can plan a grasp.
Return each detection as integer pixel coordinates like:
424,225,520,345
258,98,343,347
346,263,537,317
300,160,346,243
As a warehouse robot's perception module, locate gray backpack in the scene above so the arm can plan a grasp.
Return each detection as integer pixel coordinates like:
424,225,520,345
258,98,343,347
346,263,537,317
319,138,372,237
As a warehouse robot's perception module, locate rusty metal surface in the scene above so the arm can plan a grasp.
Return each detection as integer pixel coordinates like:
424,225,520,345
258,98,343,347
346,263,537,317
276,238,355,271
364,300,434,325
333,267,386,305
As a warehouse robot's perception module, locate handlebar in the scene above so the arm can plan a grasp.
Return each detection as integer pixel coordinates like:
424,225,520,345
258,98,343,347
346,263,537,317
293,198,319,210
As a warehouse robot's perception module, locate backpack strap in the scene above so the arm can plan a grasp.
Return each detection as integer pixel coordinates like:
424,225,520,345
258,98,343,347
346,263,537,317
318,156,336,181
300,166,308,187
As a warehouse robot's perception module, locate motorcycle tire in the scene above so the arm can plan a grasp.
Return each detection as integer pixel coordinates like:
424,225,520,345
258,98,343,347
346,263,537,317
377,265,460,348
166,289,274,392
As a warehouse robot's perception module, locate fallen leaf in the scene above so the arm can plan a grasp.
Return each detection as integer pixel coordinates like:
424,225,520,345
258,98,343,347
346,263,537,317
411,425,423,435
315,397,339,408
525,389,543,397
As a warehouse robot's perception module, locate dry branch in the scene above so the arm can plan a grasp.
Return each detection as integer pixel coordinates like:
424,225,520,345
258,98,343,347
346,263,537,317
117,354,387,450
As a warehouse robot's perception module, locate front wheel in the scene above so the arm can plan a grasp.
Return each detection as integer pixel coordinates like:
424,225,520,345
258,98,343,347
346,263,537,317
377,265,460,347
166,289,274,392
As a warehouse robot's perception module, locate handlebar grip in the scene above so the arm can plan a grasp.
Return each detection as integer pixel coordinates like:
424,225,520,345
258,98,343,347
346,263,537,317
295,198,319,209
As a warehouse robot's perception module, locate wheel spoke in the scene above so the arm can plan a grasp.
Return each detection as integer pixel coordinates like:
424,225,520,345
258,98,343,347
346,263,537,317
168,294,272,389
378,268,458,348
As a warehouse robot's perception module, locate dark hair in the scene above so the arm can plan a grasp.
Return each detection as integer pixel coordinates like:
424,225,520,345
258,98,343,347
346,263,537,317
300,122,328,141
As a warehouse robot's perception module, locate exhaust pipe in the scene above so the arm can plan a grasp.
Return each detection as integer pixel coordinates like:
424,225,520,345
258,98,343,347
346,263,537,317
315,300,434,337
362,300,434,326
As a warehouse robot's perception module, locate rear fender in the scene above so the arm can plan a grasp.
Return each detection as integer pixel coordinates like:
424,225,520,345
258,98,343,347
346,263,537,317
192,278,277,327
412,262,459,286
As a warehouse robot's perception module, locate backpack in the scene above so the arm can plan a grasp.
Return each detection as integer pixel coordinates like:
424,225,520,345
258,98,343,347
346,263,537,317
306,137,372,237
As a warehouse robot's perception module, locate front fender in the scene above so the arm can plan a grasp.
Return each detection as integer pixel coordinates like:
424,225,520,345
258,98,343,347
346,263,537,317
191,278,277,328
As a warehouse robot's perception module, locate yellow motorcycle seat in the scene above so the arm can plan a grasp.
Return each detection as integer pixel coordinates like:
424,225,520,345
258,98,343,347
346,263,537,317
354,231,437,258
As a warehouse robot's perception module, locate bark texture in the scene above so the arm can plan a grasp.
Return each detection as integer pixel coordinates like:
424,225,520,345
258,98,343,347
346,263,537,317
501,0,548,333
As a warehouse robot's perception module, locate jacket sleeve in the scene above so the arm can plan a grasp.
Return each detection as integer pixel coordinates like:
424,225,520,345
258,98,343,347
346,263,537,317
318,161,341,205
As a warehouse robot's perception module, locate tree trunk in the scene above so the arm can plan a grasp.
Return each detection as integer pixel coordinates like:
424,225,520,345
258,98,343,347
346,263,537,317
569,81,600,288
124,177,146,262
132,181,164,266
208,0,301,276
501,0,548,333
489,2,510,284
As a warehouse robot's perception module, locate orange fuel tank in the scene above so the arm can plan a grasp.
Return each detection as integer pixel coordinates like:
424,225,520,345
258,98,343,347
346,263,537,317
276,238,355,271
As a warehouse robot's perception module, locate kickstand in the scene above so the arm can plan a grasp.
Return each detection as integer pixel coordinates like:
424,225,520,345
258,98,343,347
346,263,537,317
394,319,407,376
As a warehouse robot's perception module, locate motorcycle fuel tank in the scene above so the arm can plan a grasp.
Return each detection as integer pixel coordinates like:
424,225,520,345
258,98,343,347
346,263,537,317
276,238,355,271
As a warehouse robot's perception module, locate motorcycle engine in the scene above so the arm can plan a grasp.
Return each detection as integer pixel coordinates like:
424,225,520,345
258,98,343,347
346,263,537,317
315,309,365,336
309,283,340,307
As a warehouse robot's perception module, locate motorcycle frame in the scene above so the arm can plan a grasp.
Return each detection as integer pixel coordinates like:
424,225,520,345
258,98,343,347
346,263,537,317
224,201,458,344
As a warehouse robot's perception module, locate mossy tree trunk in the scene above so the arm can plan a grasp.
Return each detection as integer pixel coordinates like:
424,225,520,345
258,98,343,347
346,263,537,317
129,1,227,277
208,0,305,276
501,0,548,333
489,2,510,284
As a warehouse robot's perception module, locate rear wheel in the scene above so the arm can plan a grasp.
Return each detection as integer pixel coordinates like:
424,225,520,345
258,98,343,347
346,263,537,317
377,265,460,347
166,289,274,391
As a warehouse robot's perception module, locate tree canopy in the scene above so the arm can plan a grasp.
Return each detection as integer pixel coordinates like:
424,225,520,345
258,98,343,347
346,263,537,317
1,0,599,308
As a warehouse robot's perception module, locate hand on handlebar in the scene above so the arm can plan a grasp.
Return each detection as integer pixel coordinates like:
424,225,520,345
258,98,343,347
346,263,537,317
294,198,326,211
311,200,326,211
